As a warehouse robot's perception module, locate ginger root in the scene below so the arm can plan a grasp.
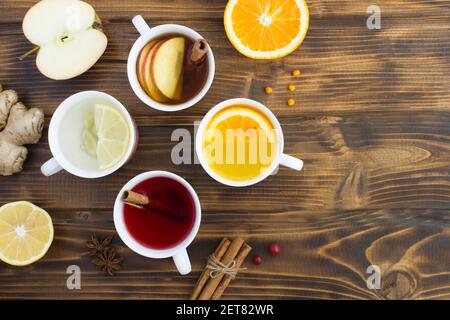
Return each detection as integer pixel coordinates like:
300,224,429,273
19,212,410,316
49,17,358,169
0,84,44,176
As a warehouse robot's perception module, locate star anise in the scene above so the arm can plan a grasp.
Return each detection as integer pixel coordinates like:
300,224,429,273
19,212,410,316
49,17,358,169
92,247,123,276
86,235,113,256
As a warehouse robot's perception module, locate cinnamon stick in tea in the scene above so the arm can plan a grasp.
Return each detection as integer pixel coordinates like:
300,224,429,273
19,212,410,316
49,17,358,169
122,190,149,208
211,243,252,300
190,238,231,300
184,39,209,75
198,237,245,300
122,190,182,222
189,39,208,66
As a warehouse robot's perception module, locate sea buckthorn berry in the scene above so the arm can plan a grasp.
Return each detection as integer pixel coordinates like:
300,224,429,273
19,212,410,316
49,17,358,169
288,84,296,92
265,86,273,95
287,98,295,106
292,69,301,77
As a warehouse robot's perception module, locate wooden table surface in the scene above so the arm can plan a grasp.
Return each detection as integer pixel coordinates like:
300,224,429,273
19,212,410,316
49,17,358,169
0,0,449,300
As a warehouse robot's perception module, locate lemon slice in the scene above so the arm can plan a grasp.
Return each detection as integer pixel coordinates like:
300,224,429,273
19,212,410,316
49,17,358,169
0,201,54,266
94,103,130,170
81,112,98,157
205,106,276,143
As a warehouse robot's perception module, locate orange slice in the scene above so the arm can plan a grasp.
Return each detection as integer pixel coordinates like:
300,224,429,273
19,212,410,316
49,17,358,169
224,0,309,59
204,106,276,143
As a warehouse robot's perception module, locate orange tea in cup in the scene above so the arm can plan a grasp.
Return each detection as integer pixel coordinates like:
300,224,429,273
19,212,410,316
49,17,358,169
201,104,278,182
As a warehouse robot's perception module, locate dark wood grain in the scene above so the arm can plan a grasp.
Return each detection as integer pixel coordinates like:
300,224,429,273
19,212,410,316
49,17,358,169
0,208,448,299
0,0,449,300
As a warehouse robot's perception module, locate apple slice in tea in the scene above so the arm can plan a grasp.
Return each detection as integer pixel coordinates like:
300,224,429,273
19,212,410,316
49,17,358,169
140,41,169,102
137,41,156,91
151,37,185,100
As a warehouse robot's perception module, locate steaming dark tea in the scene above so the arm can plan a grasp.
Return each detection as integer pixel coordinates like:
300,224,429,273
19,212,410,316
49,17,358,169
136,34,209,105
123,176,196,249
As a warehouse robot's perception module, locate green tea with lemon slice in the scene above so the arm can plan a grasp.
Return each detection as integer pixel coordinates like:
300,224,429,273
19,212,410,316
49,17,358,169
202,105,278,182
81,104,131,170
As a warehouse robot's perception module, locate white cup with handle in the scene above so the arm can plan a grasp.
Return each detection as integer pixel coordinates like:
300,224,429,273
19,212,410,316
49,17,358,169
196,98,303,187
113,171,201,275
40,91,137,178
127,15,215,112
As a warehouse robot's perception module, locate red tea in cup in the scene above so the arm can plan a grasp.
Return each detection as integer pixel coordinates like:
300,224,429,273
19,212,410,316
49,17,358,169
123,176,196,249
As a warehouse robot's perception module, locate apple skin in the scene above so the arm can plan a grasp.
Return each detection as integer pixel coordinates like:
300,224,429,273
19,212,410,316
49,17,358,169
137,41,156,93
150,37,185,100
140,41,169,102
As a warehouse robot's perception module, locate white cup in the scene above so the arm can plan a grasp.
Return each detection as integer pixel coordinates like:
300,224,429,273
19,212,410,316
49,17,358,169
41,91,137,178
113,171,201,275
196,98,303,187
127,15,215,112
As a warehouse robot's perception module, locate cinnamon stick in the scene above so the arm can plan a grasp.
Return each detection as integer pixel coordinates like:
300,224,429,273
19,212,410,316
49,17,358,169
189,39,209,66
122,190,183,222
198,237,244,300
190,238,231,300
211,243,252,300
122,190,149,208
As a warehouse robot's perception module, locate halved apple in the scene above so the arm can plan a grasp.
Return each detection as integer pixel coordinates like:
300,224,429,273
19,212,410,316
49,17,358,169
141,41,169,102
151,37,185,100
22,0,107,80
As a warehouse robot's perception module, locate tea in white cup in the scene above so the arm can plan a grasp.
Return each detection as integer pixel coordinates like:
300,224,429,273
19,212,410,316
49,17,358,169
127,15,215,112
41,91,137,178
196,98,303,187
114,171,202,275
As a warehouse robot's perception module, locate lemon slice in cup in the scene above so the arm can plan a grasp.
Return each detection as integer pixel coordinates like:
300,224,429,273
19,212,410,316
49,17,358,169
94,103,130,170
0,201,54,266
81,112,98,157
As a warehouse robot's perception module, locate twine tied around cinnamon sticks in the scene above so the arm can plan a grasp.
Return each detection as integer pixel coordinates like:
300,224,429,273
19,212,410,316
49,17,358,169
206,254,246,279
191,237,252,300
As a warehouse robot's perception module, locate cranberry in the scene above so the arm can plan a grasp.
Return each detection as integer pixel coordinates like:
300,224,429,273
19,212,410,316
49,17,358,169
252,255,263,265
268,243,281,256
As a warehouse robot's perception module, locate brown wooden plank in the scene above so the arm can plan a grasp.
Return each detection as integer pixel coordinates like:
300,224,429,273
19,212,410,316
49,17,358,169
0,13,448,116
0,8,450,116
2,110,450,211
1,0,450,22
0,208,448,299
0,0,449,300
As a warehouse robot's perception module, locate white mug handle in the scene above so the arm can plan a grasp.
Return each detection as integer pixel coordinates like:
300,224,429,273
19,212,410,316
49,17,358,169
280,153,303,171
41,158,63,176
172,248,191,275
132,15,151,35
